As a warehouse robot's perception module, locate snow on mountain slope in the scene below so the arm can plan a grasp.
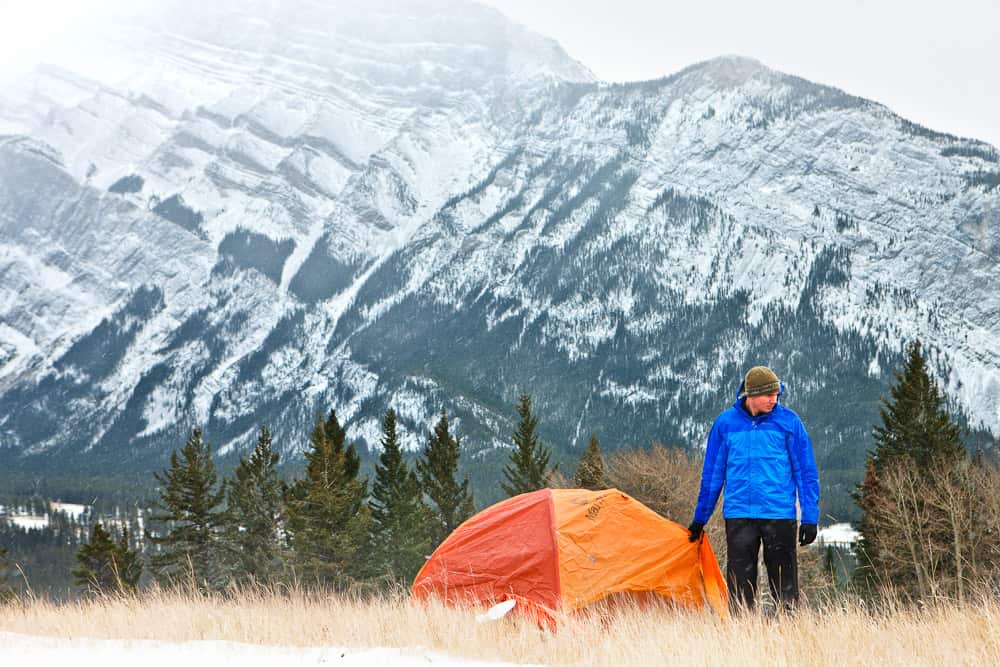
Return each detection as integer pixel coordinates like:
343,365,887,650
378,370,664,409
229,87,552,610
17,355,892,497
0,0,590,461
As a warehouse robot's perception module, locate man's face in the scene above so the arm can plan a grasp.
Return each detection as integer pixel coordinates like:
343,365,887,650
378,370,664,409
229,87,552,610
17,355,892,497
745,392,779,416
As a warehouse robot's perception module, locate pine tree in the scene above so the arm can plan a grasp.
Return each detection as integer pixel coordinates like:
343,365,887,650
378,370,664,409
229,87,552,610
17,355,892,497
222,424,286,585
870,340,964,472
284,411,370,587
501,393,554,497
117,530,142,590
574,433,607,490
73,523,142,596
146,428,226,591
416,409,475,546
369,409,433,584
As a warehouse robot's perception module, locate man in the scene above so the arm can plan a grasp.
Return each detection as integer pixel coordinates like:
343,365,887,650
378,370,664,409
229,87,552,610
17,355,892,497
688,366,819,611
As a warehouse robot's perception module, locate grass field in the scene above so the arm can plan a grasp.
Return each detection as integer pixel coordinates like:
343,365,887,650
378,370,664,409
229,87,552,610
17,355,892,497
2,588,999,666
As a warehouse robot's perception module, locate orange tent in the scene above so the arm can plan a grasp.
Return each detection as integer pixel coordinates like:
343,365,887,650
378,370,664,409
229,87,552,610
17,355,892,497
412,488,728,624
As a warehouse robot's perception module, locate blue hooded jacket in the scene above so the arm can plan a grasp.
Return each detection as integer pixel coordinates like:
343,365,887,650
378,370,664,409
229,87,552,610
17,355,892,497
692,381,820,526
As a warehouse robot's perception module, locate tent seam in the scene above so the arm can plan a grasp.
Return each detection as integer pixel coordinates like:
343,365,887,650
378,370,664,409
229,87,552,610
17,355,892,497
548,488,563,613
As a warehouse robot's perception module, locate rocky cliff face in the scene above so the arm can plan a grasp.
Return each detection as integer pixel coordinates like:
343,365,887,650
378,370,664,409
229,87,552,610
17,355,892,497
1,1,997,514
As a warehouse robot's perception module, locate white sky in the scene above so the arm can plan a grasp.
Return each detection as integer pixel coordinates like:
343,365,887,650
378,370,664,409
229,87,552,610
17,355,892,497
0,0,996,148
0,0,131,82
482,0,1000,148
0,3,97,72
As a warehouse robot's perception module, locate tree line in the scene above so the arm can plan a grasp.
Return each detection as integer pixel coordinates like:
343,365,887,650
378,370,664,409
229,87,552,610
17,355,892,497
17,340,997,606
64,392,588,597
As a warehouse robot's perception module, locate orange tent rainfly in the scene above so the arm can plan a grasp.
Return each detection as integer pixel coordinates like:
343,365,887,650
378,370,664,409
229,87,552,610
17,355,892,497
411,488,728,625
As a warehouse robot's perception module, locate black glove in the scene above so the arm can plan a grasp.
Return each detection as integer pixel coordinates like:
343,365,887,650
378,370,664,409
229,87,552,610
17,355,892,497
799,523,817,546
687,521,704,543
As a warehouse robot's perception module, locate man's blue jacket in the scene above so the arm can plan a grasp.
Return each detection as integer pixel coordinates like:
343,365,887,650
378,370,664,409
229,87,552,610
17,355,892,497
692,382,820,526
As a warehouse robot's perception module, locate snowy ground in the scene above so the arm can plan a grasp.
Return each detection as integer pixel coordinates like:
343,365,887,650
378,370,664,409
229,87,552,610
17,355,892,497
0,632,538,666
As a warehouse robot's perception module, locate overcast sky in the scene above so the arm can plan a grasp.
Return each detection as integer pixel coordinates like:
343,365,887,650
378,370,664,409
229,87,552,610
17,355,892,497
481,0,999,148
1,0,996,148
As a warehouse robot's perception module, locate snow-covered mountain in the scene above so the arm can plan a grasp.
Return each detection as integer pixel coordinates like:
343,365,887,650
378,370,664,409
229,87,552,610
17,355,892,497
1,0,997,513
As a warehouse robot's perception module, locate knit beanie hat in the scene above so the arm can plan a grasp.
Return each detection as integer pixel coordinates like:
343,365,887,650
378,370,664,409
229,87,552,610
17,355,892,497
740,366,780,398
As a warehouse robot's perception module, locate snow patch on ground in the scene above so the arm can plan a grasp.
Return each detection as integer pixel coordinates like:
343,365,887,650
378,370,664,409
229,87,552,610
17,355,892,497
0,633,536,667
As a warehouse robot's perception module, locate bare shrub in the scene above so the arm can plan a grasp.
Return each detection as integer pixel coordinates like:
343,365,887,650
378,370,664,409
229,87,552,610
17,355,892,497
605,444,706,527
605,444,727,570
869,455,1000,602
605,443,835,608
546,467,574,489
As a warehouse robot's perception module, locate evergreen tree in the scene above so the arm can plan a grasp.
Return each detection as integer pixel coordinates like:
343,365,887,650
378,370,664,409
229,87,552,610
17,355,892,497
458,491,476,523
870,340,964,472
501,393,554,497
854,340,968,598
416,409,475,546
72,523,142,596
369,409,433,584
146,428,226,591
574,433,607,490
324,410,361,482
222,424,286,585
284,411,370,587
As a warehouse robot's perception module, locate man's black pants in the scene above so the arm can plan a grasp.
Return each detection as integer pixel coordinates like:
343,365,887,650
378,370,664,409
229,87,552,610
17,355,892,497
725,518,798,611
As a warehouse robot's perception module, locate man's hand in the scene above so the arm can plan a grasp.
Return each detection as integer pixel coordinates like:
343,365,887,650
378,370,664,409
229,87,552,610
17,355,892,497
687,521,705,543
799,523,817,546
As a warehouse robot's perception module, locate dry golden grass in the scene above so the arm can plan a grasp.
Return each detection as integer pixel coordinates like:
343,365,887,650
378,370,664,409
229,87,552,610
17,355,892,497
2,588,999,666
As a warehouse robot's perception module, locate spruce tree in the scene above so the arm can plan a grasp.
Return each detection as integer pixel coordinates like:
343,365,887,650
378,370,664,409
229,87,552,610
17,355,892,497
416,409,475,546
870,340,964,472
369,409,433,584
73,523,142,596
324,409,361,482
501,393,554,497
73,522,116,594
574,433,607,490
284,411,370,587
117,530,142,591
854,340,967,597
147,428,226,591
223,424,286,585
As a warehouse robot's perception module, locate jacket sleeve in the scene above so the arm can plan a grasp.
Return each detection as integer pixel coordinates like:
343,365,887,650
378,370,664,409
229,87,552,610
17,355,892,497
693,418,728,525
788,417,820,525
